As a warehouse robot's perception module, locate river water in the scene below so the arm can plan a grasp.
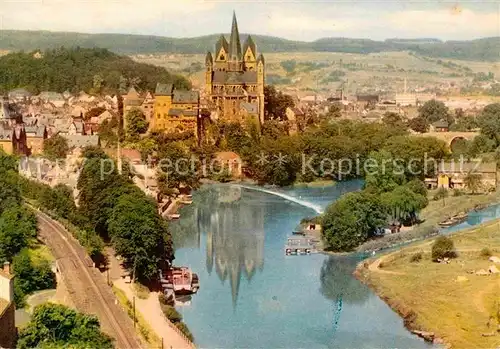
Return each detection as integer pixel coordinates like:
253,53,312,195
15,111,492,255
170,182,432,348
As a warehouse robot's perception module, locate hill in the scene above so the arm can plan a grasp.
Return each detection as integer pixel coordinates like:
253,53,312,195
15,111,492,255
0,47,190,94
0,30,498,61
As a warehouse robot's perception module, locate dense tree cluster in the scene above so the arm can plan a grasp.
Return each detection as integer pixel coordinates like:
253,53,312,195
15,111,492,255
13,249,56,307
0,47,190,94
77,147,174,281
43,134,69,160
17,303,113,349
125,108,149,141
0,151,56,307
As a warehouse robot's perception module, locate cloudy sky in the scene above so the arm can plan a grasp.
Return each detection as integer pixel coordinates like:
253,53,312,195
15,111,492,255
1,0,499,41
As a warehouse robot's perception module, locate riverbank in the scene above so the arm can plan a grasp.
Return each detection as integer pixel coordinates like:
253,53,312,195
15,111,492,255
355,218,500,348
356,190,500,253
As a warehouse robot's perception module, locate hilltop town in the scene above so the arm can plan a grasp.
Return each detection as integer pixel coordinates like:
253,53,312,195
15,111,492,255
0,6,500,349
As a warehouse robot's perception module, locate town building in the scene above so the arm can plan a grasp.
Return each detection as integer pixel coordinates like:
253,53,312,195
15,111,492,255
152,83,199,133
62,134,100,153
205,12,265,125
0,124,27,155
25,125,48,155
285,107,304,134
0,262,16,349
425,161,497,192
430,120,449,132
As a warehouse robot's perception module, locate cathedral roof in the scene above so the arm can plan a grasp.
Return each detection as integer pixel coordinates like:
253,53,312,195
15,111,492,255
215,35,229,56
213,71,257,84
242,35,256,57
257,54,265,65
228,11,242,61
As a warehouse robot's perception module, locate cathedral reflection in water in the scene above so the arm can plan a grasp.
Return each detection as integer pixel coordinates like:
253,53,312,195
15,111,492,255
173,185,265,307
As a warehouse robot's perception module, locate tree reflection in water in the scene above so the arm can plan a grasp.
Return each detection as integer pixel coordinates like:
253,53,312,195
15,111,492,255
319,255,370,305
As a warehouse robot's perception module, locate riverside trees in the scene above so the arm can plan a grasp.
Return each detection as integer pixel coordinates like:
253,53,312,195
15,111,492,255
17,303,113,349
77,147,174,281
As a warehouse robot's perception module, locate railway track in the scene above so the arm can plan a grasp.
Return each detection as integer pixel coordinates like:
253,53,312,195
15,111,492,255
35,210,143,349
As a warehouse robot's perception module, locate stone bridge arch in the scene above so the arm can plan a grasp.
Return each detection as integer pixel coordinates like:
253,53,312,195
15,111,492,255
418,131,479,150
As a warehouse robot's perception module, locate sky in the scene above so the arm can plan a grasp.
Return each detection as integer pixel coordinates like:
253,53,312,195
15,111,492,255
0,0,499,41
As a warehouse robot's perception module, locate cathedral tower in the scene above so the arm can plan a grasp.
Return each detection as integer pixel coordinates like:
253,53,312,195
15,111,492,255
204,12,265,125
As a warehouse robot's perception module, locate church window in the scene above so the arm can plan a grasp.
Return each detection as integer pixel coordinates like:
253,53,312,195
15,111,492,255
220,54,225,60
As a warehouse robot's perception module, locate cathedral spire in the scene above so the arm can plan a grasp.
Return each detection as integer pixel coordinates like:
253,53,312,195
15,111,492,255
228,11,242,62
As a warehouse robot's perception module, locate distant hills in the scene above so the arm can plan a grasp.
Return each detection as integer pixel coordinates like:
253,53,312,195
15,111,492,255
0,30,498,62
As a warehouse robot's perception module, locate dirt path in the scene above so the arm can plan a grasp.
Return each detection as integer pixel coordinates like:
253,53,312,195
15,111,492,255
114,279,195,349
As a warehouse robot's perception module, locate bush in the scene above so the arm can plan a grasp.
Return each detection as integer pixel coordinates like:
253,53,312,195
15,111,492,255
433,187,449,201
161,304,183,323
175,322,194,342
410,252,423,263
431,236,457,261
452,189,464,197
480,247,492,258
133,283,150,300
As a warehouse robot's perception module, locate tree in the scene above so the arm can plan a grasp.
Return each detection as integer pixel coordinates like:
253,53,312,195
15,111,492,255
107,194,173,281
264,85,294,121
13,249,56,307
321,191,387,251
325,103,342,118
43,134,69,160
261,120,287,139
17,303,113,349
464,172,483,194
477,103,500,145
380,186,427,225
431,236,457,262
419,99,451,124
408,116,429,133
382,112,404,129
467,134,495,158
125,107,149,140
364,150,406,193
0,206,37,262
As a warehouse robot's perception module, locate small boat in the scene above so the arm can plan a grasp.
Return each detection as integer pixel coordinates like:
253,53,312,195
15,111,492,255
438,219,456,227
167,213,181,220
159,266,200,295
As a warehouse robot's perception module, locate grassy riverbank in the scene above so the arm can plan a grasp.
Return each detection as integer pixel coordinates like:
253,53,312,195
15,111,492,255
357,190,500,252
356,218,500,348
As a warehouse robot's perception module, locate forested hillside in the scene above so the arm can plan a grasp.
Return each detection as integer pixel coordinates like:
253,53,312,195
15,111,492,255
0,47,190,94
0,30,498,61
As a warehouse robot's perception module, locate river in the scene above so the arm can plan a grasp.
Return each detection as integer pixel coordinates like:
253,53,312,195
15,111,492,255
170,181,433,348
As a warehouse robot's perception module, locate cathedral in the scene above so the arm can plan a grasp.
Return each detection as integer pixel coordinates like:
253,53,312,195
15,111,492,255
205,12,265,125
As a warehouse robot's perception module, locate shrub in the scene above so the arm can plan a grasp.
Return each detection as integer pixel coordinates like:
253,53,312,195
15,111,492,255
158,293,175,306
410,252,423,263
431,236,457,261
133,283,150,300
160,304,183,323
433,187,448,201
175,322,194,342
452,189,464,197
480,247,492,258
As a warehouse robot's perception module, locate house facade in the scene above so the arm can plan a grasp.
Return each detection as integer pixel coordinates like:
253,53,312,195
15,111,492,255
425,161,497,192
152,83,199,133
25,125,48,155
0,262,16,349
